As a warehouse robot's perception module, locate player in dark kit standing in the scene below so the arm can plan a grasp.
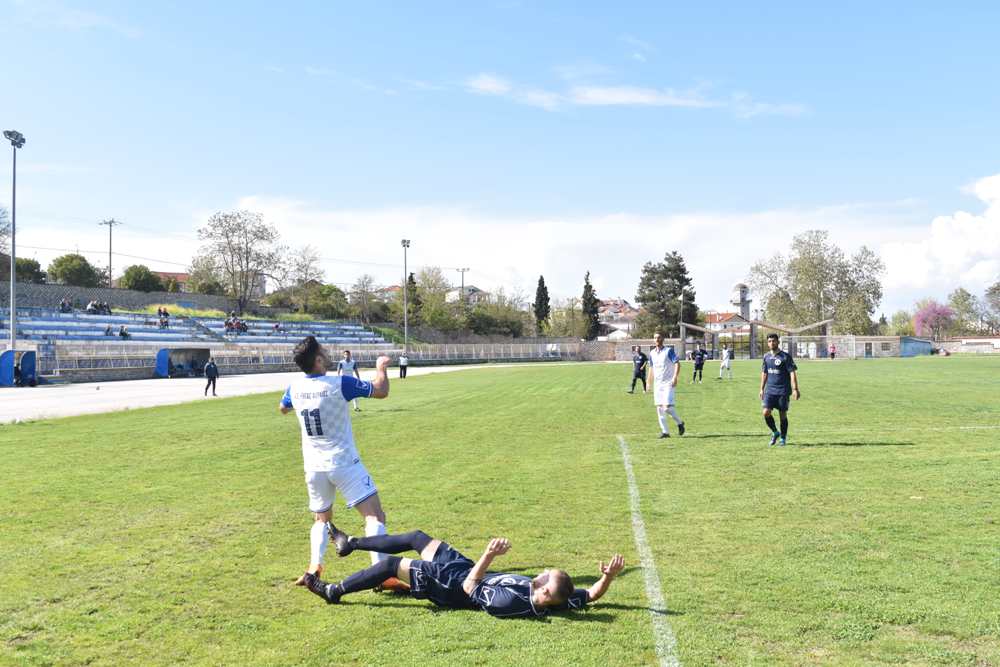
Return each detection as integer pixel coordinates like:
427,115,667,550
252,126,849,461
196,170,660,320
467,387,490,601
759,333,801,446
691,345,708,383
627,345,648,393
204,357,219,397
302,524,625,619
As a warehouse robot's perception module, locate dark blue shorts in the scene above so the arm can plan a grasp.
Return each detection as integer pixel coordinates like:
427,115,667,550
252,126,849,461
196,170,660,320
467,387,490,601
408,542,477,609
762,393,790,411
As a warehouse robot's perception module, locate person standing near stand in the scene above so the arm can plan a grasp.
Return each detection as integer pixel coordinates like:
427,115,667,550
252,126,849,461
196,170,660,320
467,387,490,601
204,357,219,397
399,352,409,379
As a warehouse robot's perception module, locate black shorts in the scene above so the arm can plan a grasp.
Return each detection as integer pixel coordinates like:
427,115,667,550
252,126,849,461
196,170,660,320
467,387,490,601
408,542,477,609
762,393,790,411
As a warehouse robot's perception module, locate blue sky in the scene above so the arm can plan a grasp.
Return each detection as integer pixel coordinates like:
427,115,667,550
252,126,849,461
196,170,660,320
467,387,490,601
2,0,999,314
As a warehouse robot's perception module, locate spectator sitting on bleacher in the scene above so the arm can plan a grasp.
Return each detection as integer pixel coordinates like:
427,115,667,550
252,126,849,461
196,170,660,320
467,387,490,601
118,325,131,339
239,319,248,334
162,307,169,319
101,301,111,315
86,300,99,314
104,324,114,336
59,298,73,313
157,307,164,319
273,322,284,334
159,316,169,329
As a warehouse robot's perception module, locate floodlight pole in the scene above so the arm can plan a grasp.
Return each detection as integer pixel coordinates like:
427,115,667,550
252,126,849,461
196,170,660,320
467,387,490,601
401,239,410,352
4,130,26,354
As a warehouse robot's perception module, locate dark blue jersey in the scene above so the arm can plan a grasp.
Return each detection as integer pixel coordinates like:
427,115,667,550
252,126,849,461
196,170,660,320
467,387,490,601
471,573,590,619
632,352,648,374
762,351,797,396
692,349,708,366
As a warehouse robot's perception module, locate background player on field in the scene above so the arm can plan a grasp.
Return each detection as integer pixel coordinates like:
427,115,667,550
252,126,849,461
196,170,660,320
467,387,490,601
627,345,648,394
759,333,801,446
280,336,401,588
647,331,685,438
718,343,733,380
691,345,708,383
302,523,625,619
337,350,363,412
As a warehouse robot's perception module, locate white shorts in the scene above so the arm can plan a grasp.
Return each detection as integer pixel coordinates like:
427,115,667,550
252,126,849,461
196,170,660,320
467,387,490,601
720,359,732,369
653,383,676,406
305,463,378,513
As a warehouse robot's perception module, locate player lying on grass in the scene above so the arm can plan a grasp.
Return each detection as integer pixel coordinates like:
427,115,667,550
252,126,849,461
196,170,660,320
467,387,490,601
301,525,625,619
280,336,405,590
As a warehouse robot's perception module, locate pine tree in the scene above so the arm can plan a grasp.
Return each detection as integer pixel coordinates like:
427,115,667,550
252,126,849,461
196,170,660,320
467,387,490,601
634,251,698,337
581,271,601,340
532,275,551,335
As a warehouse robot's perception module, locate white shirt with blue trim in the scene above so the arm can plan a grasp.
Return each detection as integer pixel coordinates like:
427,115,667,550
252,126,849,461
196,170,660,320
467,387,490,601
648,345,679,384
281,374,373,472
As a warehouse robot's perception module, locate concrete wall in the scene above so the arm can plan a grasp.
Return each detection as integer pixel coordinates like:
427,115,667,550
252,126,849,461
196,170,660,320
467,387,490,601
1,281,238,312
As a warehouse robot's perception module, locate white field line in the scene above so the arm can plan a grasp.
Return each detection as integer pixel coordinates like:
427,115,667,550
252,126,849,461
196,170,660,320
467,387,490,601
616,435,681,667
613,424,1000,439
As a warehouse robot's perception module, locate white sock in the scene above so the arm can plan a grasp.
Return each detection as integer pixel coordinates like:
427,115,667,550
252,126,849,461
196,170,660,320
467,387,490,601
366,517,388,565
310,520,329,569
656,407,669,434
667,406,682,425
353,399,359,409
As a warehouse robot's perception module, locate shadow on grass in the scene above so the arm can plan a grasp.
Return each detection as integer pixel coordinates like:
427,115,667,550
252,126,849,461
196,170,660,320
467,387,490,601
684,433,768,440
795,441,915,447
597,602,684,616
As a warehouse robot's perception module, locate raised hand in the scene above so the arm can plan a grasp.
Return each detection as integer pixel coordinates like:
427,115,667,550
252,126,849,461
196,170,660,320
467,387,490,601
486,537,511,556
376,355,391,371
600,554,625,578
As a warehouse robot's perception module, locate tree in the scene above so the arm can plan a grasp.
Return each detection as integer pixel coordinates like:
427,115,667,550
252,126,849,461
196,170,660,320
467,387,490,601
748,230,884,334
405,272,421,324
309,284,350,320
164,277,181,293
581,272,601,340
47,253,103,287
415,266,461,331
913,300,954,340
947,287,982,335
549,297,585,338
532,275,551,335
197,210,283,313
186,255,226,296
890,310,915,336
466,288,529,337
118,265,165,292
15,258,46,284
284,245,326,312
634,251,699,338
348,274,387,324
984,280,1000,334
0,207,9,273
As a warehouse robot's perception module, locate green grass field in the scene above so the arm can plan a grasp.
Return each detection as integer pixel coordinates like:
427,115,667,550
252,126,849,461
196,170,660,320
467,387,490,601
2,357,998,666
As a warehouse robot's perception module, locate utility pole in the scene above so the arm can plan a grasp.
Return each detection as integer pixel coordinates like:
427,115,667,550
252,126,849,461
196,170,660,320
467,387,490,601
98,219,122,287
456,267,470,307
401,239,410,352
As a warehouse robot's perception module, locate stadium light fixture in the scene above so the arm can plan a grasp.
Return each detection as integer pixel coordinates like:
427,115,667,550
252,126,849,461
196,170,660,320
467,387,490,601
401,240,410,352
4,130,26,354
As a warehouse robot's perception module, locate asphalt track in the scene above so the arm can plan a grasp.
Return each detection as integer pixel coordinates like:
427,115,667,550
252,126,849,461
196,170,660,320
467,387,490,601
0,364,547,424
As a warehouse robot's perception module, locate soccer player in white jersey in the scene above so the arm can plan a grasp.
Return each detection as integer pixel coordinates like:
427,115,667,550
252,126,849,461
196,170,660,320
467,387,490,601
718,343,734,380
337,350,362,412
646,331,685,438
280,336,404,590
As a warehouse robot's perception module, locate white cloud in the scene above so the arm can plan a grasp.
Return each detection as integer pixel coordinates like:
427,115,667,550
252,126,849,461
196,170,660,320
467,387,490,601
11,2,141,38
569,85,716,108
631,52,647,63
730,92,807,119
882,173,1000,294
465,74,513,96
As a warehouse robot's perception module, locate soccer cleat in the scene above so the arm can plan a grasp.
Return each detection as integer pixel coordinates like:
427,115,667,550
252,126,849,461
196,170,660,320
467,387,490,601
627,390,634,394
327,522,354,557
678,422,686,436
769,433,780,446
779,438,787,447
375,576,411,594
354,407,361,412
294,565,323,586
303,572,342,604
659,432,670,439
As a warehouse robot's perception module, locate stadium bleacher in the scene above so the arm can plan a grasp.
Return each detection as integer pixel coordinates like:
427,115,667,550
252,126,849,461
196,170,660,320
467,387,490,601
0,308,388,346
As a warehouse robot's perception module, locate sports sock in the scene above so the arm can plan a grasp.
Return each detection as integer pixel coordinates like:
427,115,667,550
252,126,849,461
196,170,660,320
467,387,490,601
310,520,329,568
780,415,788,439
365,518,389,565
656,407,669,433
353,399,359,409
764,414,778,434
666,406,682,425
338,556,402,595
351,530,432,555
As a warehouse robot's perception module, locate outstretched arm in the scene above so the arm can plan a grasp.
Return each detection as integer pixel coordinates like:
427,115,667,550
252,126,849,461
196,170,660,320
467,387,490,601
462,538,510,595
586,554,624,603
371,355,391,399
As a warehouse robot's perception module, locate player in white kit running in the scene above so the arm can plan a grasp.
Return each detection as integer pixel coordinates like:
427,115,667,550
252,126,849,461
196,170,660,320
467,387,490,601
281,336,405,590
646,331,685,438
337,350,363,412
